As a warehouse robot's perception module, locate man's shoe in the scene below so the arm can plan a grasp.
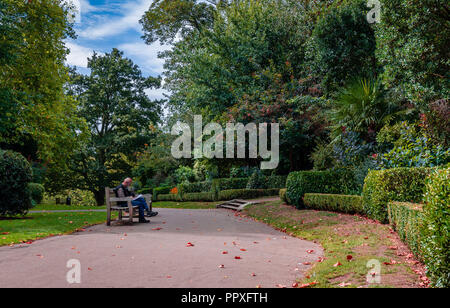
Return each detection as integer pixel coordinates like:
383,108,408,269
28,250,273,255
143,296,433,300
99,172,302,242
146,211,158,217
139,218,150,223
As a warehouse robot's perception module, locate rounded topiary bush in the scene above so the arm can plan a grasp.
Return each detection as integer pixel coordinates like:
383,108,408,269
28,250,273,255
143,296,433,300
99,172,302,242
0,150,33,216
28,183,45,204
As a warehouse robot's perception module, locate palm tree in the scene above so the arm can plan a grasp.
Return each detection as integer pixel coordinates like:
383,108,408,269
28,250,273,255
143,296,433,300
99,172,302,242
329,78,406,142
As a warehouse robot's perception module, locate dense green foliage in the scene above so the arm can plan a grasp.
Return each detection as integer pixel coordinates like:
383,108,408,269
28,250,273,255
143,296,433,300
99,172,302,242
388,202,423,259
178,181,212,194
28,183,45,205
376,0,449,107
211,178,249,192
43,189,97,207
307,0,376,92
218,188,279,201
153,186,173,200
304,194,364,215
362,168,431,223
0,150,32,216
246,171,266,189
0,0,85,165
421,168,449,288
286,169,359,208
181,192,217,202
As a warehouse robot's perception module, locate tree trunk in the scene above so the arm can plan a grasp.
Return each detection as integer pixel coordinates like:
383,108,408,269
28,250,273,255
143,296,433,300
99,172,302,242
94,190,105,206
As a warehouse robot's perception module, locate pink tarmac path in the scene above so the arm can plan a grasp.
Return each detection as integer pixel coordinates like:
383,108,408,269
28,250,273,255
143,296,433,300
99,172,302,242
0,208,322,288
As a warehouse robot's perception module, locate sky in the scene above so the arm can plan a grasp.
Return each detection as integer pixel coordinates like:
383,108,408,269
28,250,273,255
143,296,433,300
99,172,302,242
65,0,169,100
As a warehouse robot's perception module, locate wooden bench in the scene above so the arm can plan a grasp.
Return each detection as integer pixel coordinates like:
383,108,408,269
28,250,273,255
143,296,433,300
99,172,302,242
105,187,152,226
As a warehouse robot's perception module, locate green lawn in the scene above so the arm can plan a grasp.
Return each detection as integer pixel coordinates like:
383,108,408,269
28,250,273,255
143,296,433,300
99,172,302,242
32,204,106,211
0,211,116,247
243,200,424,288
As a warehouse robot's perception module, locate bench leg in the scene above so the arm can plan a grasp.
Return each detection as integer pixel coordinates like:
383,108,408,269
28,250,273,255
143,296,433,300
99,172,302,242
128,201,134,224
106,206,111,226
119,210,123,221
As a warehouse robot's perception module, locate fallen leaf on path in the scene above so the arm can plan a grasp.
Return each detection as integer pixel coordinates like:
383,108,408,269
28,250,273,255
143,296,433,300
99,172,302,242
292,283,298,288
338,282,351,287
346,255,353,261
218,265,225,268
234,256,241,260
307,250,314,254
333,262,342,267
222,251,228,254
298,282,317,288
152,228,162,231
186,242,195,247
276,284,286,288
240,249,247,251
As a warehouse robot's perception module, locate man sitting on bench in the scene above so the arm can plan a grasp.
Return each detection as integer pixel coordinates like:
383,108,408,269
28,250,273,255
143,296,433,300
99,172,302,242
114,178,158,223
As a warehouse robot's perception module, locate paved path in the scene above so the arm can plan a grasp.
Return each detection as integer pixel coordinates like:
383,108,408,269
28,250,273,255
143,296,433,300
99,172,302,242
0,208,322,288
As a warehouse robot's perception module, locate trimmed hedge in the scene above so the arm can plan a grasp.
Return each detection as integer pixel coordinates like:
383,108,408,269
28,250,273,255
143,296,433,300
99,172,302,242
212,178,249,192
286,169,358,208
28,183,45,204
304,194,364,215
0,150,33,216
421,168,449,288
279,188,288,203
388,202,423,257
156,193,181,202
153,186,172,199
181,192,216,202
139,187,153,195
218,189,279,201
178,181,212,194
362,167,431,223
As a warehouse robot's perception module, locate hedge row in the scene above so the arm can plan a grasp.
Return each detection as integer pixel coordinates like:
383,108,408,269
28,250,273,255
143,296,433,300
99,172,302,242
218,189,280,201
388,202,423,258
362,167,431,223
178,181,212,194
304,194,364,215
421,168,449,288
155,189,280,202
152,186,172,199
286,169,359,208
28,183,45,204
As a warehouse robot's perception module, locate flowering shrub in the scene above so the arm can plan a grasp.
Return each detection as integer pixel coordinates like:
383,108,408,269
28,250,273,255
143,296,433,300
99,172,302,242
170,187,178,194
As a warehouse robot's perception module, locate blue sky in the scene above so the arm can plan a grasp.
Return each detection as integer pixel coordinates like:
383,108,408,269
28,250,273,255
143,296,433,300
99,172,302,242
66,0,169,100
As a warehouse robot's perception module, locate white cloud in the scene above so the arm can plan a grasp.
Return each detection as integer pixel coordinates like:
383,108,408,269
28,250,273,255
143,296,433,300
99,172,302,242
78,0,150,39
119,41,169,75
65,42,95,67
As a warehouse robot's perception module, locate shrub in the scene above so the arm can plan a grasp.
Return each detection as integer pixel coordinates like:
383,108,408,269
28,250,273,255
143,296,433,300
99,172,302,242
211,178,249,192
387,202,423,258
266,175,287,189
218,189,279,201
286,169,359,208
181,192,216,202
362,167,431,223
28,183,45,204
304,194,364,215
178,181,212,194
279,188,290,204
246,171,266,189
0,150,33,216
153,186,172,199
421,168,449,288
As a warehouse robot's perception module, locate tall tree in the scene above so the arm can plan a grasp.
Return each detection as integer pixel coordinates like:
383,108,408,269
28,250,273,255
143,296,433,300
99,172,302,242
69,49,163,205
0,0,84,166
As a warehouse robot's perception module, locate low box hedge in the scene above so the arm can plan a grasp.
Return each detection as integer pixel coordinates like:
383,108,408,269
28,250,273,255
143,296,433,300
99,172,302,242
156,193,181,202
286,169,358,208
388,202,423,258
304,193,364,215
421,168,449,288
181,192,216,202
218,188,280,201
279,188,288,203
266,175,288,189
362,167,431,223
153,186,172,199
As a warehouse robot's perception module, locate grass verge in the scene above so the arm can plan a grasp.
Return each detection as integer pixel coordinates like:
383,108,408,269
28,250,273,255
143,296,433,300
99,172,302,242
242,200,427,288
0,211,116,247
